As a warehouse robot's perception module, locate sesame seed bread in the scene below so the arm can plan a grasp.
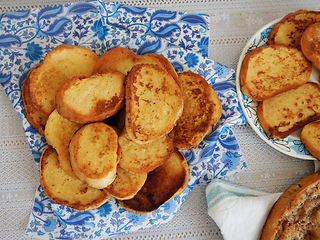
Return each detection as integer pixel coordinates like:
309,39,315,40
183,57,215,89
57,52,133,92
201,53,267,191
301,22,320,71
56,71,125,124
28,44,98,117
69,122,120,189
240,44,312,101
300,121,320,160
174,72,222,149
40,146,110,211
125,64,183,144
257,82,320,139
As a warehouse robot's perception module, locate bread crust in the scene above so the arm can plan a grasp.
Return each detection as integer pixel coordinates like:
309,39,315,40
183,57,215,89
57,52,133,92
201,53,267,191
301,22,320,71
300,121,320,160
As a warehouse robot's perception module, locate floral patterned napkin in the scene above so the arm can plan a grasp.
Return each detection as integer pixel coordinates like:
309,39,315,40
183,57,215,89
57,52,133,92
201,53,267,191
0,1,246,239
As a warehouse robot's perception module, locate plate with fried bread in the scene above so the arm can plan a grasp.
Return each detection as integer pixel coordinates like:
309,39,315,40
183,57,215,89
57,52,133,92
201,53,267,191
236,11,320,160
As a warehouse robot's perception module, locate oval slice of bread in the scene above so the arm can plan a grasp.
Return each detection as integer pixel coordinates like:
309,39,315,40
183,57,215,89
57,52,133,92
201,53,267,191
268,9,320,49
56,71,125,123
104,166,147,200
257,82,320,139
118,149,189,214
69,122,120,189
118,128,175,174
174,72,222,149
45,109,83,179
300,121,320,160
240,44,312,101
40,146,110,211
125,64,183,144
28,44,98,117
301,22,320,71
261,172,320,239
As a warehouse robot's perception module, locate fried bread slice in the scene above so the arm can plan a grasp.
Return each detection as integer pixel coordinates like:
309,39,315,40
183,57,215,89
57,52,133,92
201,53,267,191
125,64,183,144
69,122,120,189
40,146,110,211
44,109,83,179
240,44,312,101
300,121,320,160
28,44,98,117
268,9,320,49
257,82,320,139
56,71,125,123
118,128,175,174
118,149,189,214
301,22,320,71
174,72,222,149
104,166,147,200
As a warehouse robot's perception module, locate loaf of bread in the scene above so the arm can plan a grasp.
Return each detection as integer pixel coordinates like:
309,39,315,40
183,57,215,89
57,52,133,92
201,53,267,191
301,22,320,71
240,44,312,101
300,121,320,160
257,82,320,139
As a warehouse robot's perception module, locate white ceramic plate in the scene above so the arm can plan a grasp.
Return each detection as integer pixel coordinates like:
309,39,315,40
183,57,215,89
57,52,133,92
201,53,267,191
235,18,319,160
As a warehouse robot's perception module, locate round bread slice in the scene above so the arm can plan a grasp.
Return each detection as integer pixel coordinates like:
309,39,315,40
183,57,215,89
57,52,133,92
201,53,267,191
174,72,222,149
301,22,320,71
240,44,312,101
44,109,83,179
118,149,189,214
40,146,110,211
261,172,320,239
118,127,175,174
56,71,125,124
28,44,98,117
69,122,120,189
300,121,320,160
104,166,147,200
125,64,183,144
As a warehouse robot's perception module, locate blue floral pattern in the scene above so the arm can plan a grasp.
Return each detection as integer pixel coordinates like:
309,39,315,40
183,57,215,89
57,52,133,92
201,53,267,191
0,1,246,239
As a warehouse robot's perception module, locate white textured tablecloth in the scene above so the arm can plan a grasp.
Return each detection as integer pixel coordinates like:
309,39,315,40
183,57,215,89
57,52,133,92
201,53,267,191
0,0,318,239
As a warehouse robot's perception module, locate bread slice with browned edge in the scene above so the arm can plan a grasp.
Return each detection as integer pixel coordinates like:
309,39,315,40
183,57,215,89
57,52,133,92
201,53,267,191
125,64,183,144
268,9,320,49
69,122,120,189
22,65,47,136
257,82,320,139
44,109,83,179
300,121,320,160
40,146,110,211
28,44,98,117
56,70,125,124
240,44,312,101
92,47,165,75
118,149,189,214
104,166,147,200
261,172,320,239
301,22,320,71
174,72,222,149
118,127,175,174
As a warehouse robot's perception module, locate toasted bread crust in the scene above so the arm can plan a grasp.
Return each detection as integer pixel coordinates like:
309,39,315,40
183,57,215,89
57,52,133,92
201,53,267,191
300,121,320,160
40,146,110,211
240,44,312,101
301,22,320,71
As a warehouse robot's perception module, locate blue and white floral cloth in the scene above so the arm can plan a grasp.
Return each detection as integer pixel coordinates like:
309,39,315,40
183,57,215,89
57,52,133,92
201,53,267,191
206,179,282,240
0,1,247,239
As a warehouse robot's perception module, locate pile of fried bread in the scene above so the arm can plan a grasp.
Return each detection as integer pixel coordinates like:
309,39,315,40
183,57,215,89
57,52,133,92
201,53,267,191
240,9,320,161
22,45,222,213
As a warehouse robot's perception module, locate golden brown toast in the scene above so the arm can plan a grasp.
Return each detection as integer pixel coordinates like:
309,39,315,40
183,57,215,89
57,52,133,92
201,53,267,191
69,122,120,189
118,149,189,214
44,109,83,179
28,44,98,117
300,121,320,160
261,172,320,239
104,166,147,200
268,9,320,49
257,82,320,139
118,127,175,174
240,44,312,101
56,71,125,123
125,64,183,144
301,22,320,71
174,72,222,149
40,146,110,211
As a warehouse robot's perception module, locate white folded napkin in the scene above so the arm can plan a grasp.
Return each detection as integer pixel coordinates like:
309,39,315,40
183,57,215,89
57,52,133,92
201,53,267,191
206,179,282,240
